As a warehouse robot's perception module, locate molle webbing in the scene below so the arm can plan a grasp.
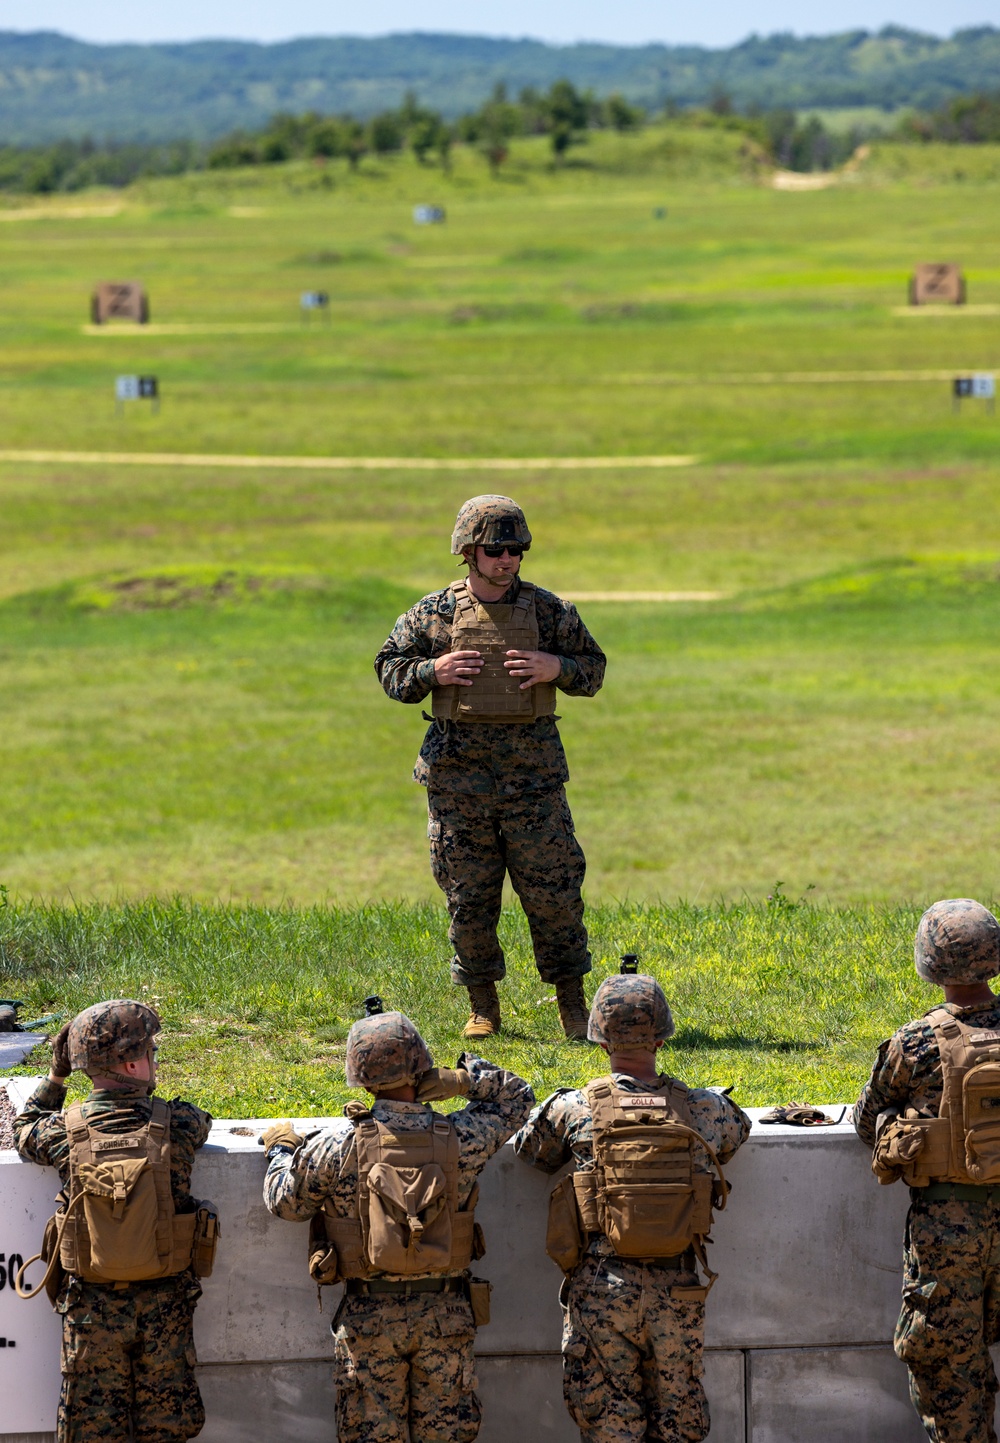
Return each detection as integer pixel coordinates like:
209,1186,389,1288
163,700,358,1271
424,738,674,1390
321,1110,477,1279
930,1008,1000,1185
574,1077,721,1261
60,1098,195,1283
431,581,556,723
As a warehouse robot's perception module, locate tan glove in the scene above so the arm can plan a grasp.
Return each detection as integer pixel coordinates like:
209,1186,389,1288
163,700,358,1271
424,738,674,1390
259,1122,304,1153
50,1022,73,1080
415,1067,472,1103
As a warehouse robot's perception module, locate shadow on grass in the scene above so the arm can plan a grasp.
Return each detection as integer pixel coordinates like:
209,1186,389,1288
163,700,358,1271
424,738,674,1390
673,1027,815,1053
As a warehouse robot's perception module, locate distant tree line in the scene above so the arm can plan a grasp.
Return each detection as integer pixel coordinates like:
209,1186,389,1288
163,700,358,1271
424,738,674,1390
0,82,998,195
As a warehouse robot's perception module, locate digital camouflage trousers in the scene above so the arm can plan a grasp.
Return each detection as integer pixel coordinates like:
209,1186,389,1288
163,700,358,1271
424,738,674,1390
56,1273,204,1443
895,1195,1000,1443
561,1254,709,1443
333,1292,481,1443
427,786,591,987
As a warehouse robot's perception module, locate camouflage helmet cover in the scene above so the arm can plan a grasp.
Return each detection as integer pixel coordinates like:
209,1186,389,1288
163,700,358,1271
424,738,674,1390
68,999,161,1074
915,898,1000,985
587,974,675,1049
345,1011,433,1090
450,495,531,555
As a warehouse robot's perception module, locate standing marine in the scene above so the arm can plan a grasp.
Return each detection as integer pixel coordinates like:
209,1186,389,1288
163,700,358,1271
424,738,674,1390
260,1004,533,1443
513,963,750,1442
854,897,1000,1443
14,999,216,1443
374,495,606,1040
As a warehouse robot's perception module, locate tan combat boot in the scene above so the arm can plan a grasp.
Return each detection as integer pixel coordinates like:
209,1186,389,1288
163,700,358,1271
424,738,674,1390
463,983,502,1039
556,978,590,1041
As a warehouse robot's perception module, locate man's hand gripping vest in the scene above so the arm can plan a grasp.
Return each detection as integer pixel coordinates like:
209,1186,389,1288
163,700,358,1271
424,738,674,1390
546,1078,728,1298
431,581,557,724
310,1106,483,1284
873,1007,1000,1187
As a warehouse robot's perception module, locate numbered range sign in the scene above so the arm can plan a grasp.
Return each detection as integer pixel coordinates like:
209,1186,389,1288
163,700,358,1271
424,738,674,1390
115,375,159,412
413,205,446,225
300,291,330,323
0,1153,61,1432
954,374,996,411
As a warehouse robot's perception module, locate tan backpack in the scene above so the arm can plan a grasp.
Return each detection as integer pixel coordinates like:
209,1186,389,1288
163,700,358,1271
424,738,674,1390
309,1107,481,1283
17,1099,218,1300
873,1008,1000,1187
546,1078,728,1294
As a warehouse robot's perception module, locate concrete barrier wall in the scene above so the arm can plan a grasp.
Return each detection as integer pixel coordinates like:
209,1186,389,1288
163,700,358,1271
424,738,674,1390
1,1093,992,1443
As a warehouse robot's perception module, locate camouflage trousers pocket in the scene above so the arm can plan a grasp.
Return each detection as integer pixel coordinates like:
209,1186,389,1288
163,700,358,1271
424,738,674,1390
894,1282,936,1365
563,1335,606,1427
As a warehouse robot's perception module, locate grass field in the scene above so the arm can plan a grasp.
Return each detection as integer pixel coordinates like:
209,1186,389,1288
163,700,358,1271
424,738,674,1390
1,126,999,1108
0,896,937,1114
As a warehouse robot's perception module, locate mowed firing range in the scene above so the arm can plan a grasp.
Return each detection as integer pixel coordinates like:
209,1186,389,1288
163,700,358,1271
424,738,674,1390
1,125,1000,1443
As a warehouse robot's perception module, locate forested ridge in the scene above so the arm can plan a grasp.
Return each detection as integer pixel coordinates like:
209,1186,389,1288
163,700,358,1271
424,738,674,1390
1,27,998,144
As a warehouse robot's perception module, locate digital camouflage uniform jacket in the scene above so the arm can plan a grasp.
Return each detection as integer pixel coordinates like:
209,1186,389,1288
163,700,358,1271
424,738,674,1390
852,996,1000,1145
14,1078,212,1300
514,1072,751,1253
373,578,606,795
263,1054,534,1279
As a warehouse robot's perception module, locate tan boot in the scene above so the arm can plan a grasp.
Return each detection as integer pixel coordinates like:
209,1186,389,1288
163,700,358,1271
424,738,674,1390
463,983,501,1039
556,978,591,1041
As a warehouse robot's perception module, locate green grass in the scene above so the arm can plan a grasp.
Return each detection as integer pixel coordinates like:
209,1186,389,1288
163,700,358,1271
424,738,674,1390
0,896,938,1115
1,131,1000,1106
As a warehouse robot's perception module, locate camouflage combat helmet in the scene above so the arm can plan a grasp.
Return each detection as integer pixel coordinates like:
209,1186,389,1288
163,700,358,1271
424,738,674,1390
67,999,161,1075
915,899,1000,986
587,974,675,1050
345,1011,433,1091
450,495,531,556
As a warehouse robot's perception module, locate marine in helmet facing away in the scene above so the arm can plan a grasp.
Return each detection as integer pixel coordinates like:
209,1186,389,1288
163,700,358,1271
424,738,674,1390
261,1004,533,1443
374,495,606,1040
14,999,213,1443
854,898,1000,1443
513,962,750,1443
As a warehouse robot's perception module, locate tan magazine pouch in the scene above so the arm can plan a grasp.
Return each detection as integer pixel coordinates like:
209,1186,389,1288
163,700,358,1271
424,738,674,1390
545,1173,584,1274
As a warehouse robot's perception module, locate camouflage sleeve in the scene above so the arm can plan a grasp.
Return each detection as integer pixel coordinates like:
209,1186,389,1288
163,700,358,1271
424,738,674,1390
374,593,452,704
512,1089,578,1173
263,1127,351,1222
686,1090,752,1167
449,1054,535,1171
13,1078,69,1173
852,1034,914,1147
535,591,606,697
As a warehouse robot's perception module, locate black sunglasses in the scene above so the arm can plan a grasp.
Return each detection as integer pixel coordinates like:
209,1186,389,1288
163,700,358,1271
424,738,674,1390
481,543,525,558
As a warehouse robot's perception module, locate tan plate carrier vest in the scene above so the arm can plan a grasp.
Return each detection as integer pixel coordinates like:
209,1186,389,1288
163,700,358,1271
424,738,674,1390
873,1007,1000,1187
56,1098,199,1284
431,581,557,724
310,1107,481,1285
546,1078,728,1296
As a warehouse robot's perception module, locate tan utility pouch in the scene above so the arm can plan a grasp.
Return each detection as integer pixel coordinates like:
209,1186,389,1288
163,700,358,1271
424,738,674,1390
191,1203,220,1278
81,1158,163,1279
871,1112,949,1186
309,1212,342,1285
546,1173,584,1274
962,1059,1000,1181
365,1159,453,1273
468,1277,492,1327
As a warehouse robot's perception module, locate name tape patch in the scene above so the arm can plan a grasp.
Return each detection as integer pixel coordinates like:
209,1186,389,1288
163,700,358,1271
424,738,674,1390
92,1136,144,1152
970,1032,1000,1044
618,1096,668,1109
